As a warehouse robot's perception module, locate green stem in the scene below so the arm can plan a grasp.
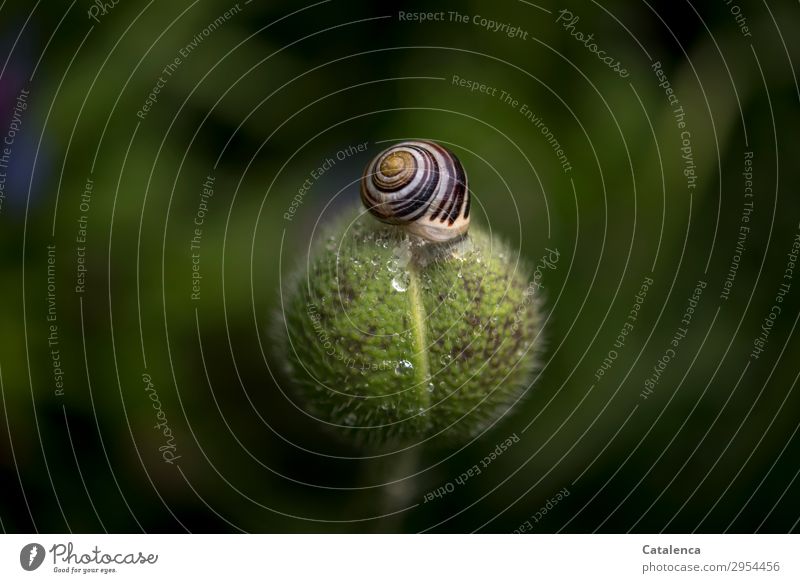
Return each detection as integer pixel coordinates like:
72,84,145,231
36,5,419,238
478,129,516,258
407,260,431,412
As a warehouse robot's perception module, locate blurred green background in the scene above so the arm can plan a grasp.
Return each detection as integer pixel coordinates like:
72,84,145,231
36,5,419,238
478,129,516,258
0,0,798,532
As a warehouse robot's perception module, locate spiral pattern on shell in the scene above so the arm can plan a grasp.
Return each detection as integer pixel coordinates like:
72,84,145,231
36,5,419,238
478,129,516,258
360,140,470,242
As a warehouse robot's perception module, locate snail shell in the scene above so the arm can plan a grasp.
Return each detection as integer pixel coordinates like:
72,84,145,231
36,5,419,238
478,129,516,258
360,140,470,242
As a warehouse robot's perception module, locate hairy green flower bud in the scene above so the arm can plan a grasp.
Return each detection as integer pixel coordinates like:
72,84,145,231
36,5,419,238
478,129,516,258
276,213,542,447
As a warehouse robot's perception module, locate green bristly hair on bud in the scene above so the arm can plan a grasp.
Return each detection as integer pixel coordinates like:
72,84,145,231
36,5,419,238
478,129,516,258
276,211,542,448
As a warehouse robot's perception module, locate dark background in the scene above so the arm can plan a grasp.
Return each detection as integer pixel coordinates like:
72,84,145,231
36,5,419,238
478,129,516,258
0,0,798,532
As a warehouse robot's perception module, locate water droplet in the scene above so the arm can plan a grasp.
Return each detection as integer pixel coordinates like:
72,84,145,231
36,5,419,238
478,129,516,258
391,274,409,292
393,241,412,268
440,354,453,366
426,382,435,393
395,360,414,375
343,413,357,426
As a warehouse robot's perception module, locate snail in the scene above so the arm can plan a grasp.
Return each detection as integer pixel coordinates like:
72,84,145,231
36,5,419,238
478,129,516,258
360,140,471,242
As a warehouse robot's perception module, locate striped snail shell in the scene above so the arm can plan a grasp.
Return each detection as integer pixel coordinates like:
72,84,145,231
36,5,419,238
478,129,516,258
360,140,470,242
